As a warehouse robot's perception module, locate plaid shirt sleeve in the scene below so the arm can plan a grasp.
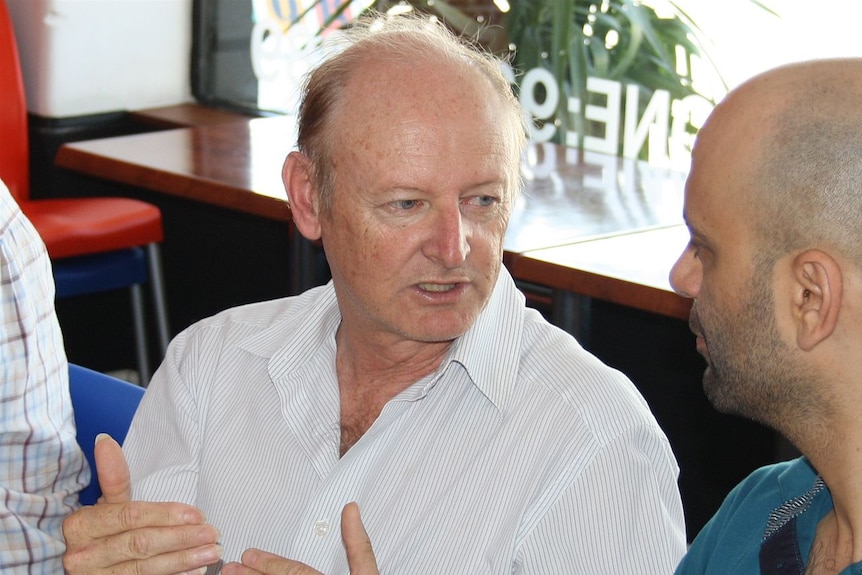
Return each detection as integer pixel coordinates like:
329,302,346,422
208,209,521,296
0,182,89,574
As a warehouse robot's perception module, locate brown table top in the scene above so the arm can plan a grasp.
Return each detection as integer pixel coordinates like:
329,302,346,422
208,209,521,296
505,142,686,255
128,103,255,129
57,118,685,254
56,117,296,222
510,224,693,319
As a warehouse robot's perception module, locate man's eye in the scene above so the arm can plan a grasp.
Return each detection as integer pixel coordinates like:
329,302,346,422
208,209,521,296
688,239,710,262
466,195,498,207
392,199,421,210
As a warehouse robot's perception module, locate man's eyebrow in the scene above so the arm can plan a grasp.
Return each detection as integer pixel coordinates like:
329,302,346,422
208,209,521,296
688,224,711,249
681,213,709,243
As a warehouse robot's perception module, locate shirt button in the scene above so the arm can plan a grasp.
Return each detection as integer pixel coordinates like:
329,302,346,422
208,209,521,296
313,520,330,537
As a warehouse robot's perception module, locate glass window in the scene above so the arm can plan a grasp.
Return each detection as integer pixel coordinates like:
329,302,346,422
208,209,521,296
192,0,862,162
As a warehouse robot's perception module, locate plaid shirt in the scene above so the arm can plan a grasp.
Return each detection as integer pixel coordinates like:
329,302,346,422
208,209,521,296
0,182,88,574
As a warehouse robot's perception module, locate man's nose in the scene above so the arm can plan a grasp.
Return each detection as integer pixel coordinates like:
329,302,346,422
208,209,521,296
669,245,700,299
424,204,469,267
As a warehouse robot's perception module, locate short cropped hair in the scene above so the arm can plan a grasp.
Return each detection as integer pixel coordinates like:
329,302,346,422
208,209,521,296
295,12,527,213
753,67,862,267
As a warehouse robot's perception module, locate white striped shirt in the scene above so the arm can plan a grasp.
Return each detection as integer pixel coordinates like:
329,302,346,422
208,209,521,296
126,269,686,573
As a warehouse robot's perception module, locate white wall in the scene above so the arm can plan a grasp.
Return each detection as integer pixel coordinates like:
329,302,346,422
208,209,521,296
7,0,193,118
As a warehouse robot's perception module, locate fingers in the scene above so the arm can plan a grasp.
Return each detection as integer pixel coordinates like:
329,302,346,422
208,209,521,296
63,509,221,574
63,497,220,573
224,549,322,575
64,537,221,575
65,497,208,539
63,435,224,574
94,433,131,504
341,503,379,575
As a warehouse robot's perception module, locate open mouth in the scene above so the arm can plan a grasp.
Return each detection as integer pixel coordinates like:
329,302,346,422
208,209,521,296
418,283,458,292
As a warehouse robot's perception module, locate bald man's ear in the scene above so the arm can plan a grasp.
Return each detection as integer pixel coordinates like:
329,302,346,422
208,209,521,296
792,250,842,351
283,151,322,241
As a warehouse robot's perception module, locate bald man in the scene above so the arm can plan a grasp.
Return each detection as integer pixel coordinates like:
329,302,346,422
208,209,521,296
671,58,862,574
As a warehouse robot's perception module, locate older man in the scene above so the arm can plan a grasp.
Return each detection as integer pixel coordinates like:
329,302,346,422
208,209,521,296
671,58,862,574
63,14,685,574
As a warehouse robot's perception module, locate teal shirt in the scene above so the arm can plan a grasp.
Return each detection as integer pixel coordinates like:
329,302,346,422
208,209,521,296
676,457,862,574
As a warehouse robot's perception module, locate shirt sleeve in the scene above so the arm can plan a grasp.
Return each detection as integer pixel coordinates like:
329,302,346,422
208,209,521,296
124,326,203,506
0,189,88,573
675,461,798,574
516,424,687,573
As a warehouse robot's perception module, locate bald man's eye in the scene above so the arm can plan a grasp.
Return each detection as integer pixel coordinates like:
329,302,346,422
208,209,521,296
688,240,701,259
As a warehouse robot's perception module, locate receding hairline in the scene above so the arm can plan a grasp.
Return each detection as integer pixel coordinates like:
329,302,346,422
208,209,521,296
303,13,524,145
295,13,527,210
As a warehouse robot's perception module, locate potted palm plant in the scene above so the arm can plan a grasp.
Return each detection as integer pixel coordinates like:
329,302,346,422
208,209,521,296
502,0,776,157
279,0,775,159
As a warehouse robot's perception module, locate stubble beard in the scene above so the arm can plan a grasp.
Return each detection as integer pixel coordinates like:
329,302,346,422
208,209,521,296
695,276,819,435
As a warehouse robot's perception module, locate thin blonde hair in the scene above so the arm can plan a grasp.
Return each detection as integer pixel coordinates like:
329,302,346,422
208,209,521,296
295,12,527,213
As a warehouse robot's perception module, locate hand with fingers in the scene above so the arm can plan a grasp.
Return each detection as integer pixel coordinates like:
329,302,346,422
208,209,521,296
221,502,378,575
62,434,223,575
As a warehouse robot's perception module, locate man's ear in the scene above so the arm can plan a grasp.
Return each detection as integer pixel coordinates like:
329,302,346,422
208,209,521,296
792,249,843,351
283,151,322,241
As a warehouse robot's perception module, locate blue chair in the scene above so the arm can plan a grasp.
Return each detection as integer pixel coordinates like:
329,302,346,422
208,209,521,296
68,363,145,505
53,247,165,385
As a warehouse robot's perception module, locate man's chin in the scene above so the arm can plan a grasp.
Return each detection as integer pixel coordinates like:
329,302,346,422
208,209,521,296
702,375,748,419
702,372,729,412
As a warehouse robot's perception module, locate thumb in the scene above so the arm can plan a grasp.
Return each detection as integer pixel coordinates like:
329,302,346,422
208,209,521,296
341,502,378,575
94,433,131,504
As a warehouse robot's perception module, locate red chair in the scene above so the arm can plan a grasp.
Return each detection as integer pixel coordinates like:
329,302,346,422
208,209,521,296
0,0,169,384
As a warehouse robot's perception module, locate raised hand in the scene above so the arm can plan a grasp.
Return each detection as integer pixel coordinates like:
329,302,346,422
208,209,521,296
62,434,223,574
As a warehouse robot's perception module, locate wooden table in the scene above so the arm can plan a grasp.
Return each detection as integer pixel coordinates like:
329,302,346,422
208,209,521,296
57,116,295,221
505,142,685,257
55,116,312,292
510,225,692,333
128,103,255,129
56,114,688,316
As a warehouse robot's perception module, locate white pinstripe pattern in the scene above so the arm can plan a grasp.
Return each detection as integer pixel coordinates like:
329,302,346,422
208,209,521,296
126,269,686,573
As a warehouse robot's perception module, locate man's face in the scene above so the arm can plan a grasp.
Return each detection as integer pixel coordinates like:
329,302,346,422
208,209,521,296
687,260,793,420
318,59,515,347
669,116,805,425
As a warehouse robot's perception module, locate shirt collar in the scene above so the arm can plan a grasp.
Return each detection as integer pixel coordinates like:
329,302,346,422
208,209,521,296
238,282,341,377
441,267,524,412
238,267,526,413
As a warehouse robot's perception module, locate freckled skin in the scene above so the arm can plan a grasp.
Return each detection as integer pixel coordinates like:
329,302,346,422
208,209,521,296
318,55,516,354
